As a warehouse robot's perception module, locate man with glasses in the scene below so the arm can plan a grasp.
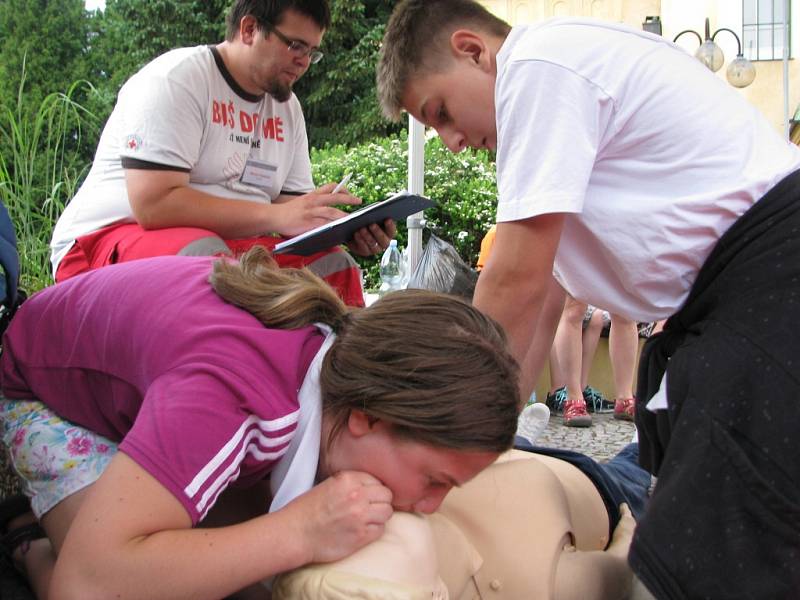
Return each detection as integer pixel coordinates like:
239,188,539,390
50,0,393,306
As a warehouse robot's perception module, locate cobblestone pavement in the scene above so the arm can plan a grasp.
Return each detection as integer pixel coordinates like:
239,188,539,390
534,409,637,463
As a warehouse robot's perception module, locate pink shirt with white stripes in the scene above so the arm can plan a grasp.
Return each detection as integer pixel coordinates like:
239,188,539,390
1,255,324,523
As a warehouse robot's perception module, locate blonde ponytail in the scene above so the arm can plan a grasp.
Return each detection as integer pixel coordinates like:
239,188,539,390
209,246,348,330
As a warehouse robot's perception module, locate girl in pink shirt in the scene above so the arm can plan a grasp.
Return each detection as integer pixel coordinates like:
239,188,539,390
0,246,520,599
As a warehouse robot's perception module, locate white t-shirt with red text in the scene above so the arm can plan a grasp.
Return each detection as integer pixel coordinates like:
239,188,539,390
50,45,314,272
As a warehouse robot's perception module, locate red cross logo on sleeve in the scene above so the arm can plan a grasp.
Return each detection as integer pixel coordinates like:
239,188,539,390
125,134,142,151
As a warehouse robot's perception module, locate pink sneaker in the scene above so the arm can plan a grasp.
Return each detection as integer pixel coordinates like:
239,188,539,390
563,399,592,427
614,397,636,421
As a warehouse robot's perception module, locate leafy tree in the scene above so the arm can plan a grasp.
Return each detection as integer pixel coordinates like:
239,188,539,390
0,0,100,232
86,0,228,101
0,0,90,112
82,0,400,148
295,0,403,147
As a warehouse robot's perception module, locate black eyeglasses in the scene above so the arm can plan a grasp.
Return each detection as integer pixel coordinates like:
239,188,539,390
263,22,323,64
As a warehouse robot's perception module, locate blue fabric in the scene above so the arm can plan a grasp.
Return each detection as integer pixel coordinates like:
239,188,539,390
513,439,650,536
0,200,18,308
0,202,19,307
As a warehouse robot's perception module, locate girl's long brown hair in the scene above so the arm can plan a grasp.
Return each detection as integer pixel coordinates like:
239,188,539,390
211,247,520,453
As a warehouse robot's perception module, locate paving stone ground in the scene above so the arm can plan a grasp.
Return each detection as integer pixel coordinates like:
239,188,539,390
534,408,638,463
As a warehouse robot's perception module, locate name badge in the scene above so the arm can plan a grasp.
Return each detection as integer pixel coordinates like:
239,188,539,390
240,159,277,189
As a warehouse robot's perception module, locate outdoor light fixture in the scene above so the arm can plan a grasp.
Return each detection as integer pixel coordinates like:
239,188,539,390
673,18,756,88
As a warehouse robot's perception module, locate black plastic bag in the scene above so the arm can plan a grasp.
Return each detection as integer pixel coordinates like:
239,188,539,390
407,233,478,300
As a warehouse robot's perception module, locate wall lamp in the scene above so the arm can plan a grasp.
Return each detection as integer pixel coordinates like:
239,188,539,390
673,18,756,88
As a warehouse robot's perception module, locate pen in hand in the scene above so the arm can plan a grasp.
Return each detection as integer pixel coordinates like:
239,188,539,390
332,172,353,194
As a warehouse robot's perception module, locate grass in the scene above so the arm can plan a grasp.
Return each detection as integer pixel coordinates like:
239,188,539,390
0,64,97,292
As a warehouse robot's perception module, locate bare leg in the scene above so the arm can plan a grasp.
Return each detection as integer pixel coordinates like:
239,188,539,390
580,309,603,390
608,314,638,400
16,485,93,599
550,296,588,402
549,345,564,392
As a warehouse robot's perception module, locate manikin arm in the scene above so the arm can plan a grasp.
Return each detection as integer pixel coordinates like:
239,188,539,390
553,504,636,600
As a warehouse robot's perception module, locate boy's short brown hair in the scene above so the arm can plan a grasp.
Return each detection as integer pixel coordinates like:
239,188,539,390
377,0,510,121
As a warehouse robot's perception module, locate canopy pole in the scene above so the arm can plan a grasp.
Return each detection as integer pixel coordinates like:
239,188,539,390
783,0,790,138
406,115,426,274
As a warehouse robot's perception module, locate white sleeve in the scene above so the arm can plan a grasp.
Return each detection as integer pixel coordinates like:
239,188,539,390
117,70,207,171
495,60,617,223
279,99,314,194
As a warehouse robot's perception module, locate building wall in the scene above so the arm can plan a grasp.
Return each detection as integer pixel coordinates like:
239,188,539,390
480,0,798,135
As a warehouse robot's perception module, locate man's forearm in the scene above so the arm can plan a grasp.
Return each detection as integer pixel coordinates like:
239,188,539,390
132,184,277,238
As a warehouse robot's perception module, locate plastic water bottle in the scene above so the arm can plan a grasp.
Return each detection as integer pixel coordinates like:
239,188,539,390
379,240,403,295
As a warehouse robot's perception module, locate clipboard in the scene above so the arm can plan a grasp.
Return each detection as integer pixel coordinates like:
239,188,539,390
273,191,436,256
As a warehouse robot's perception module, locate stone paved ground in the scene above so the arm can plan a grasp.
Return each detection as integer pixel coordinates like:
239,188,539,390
534,408,637,463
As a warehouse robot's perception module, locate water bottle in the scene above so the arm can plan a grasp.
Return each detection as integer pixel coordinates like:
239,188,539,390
379,240,403,295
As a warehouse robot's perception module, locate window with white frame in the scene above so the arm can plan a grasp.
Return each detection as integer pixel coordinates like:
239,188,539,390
743,0,791,60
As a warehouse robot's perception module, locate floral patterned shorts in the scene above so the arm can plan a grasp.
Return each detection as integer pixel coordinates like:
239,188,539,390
0,398,118,518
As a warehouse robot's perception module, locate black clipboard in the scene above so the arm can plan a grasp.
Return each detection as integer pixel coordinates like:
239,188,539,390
272,191,436,256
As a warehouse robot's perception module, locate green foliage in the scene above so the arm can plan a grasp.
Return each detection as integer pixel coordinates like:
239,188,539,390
86,0,228,121
312,133,497,288
0,72,99,291
296,0,402,147
0,0,90,113
0,0,499,294
82,0,400,147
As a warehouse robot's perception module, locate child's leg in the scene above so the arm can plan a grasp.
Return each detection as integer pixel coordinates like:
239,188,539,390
550,296,587,402
19,487,93,599
608,314,638,400
549,298,592,427
579,307,603,390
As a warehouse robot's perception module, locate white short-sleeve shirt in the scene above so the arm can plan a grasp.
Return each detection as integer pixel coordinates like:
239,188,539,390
50,45,314,272
495,19,800,322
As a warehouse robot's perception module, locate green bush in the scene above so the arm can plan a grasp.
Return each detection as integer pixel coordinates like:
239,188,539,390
312,132,498,289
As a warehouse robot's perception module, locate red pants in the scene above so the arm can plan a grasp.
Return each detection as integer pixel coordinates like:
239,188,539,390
56,223,365,307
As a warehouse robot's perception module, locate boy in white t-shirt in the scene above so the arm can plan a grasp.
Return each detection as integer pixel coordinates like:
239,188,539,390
50,0,395,307
378,1,800,598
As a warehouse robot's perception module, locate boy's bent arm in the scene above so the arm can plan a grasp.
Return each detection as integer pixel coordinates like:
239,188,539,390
473,214,565,399
520,277,566,398
50,453,392,600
